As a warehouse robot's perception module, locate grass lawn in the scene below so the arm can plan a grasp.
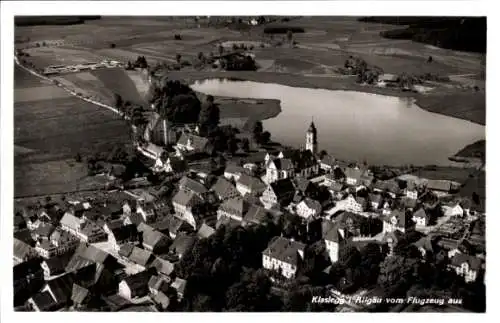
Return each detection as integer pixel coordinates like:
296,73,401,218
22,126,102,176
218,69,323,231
92,67,148,106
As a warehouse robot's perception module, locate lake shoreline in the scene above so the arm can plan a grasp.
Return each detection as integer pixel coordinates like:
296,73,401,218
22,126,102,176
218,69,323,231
166,70,485,126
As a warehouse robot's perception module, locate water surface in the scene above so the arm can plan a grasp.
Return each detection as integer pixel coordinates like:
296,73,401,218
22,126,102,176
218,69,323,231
192,79,485,166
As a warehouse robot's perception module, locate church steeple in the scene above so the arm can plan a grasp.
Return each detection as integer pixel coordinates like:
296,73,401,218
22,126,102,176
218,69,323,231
305,118,318,154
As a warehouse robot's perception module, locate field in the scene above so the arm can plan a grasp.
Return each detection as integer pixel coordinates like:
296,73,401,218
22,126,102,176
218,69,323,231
14,16,485,127
14,65,129,197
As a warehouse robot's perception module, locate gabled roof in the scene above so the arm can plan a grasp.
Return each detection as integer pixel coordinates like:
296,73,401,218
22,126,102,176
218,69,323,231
243,204,270,225
295,177,315,193
142,229,169,249
60,212,81,231
171,277,187,295
122,269,153,292
30,291,58,311
329,181,344,192
263,236,306,265
46,273,74,303
13,258,42,281
413,236,434,253
211,177,238,199
219,197,249,217
216,215,242,229
119,243,135,258
267,157,294,170
172,189,203,208
450,253,482,271
224,163,245,175
43,252,74,275
177,133,209,151
71,283,90,304
14,238,34,261
169,233,196,256
413,208,429,220
179,176,207,194
197,223,216,238
15,228,35,245
426,179,452,192
369,193,382,205
128,247,154,267
151,257,174,276
269,178,295,198
320,154,336,167
237,173,266,191
344,167,363,181
299,198,322,214
385,209,411,228
401,197,418,209
110,224,139,242
323,221,343,243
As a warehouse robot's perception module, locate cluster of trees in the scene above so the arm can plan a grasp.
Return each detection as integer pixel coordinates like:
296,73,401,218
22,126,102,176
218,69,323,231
125,56,149,70
361,17,487,53
343,56,384,85
252,121,272,145
114,94,148,127
222,55,258,71
148,79,201,124
14,16,101,26
263,26,305,34
175,220,283,311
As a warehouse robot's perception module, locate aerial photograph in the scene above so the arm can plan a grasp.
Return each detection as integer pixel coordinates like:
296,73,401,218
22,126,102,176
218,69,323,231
12,15,486,312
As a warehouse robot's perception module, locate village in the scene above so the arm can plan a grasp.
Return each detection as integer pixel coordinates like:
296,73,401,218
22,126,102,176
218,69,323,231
10,14,487,313
13,102,486,311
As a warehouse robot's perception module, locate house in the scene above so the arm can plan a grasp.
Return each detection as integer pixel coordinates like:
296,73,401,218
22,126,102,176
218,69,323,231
148,275,170,296
426,179,452,195
35,229,79,259
260,178,295,209
118,270,155,300
368,193,383,210
136,201,156,223
171,189,204,229
71,283,92,308
119,243,135,258
27,273,74,311
294,177,321,201
449,253,482,283
150,257,175,277
224,163,245,181
78,220,107,243
59,211,82,236
405,181,419,199
175,133,211,155
344,167,363,186
142,228,171,254
216,215,243,230
242,204,272,226
339,194,366,213
14,233,36,264
264,156,295,184
319,154,337,173
211,176,241,201
14,258,44,306
412,208,430,227
262,236,306,279
105,224,139,252
400,197,418,211
296,198,322,221
236,173,267,197
162,156,188,175
169,233,197,260
31,222,55,241
153,291,171,310
217,197,250,222
197,223,216,238
171,277,187,301
383,209,414,234
41,252,73,280
128,247,154,268
179,176,209,196
151,215,193,239
139,142,165,161
373,179,402,198
445,203,465,218
323,220,344,263
65,244,118,274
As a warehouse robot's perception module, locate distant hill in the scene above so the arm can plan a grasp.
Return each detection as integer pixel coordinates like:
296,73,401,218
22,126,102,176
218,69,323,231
15,16,101,26
359,17,486,53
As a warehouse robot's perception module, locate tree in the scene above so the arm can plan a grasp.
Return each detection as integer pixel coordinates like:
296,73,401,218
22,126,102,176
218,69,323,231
198,95,220,133
74,153,82,163
260,131,271,144
427,55,433,63
240,138,250,152
110,43,116,48
378,254,420,288
114,93,123,111
218,44,224,56
286,30,294,47
197,51,205,63
176,54,182,64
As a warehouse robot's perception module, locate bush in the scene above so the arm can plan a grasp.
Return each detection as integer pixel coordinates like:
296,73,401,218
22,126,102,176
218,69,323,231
174,34,182,40
110,43,116,48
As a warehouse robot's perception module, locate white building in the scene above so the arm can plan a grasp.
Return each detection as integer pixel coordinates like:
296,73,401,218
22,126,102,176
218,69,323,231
262,237,306,279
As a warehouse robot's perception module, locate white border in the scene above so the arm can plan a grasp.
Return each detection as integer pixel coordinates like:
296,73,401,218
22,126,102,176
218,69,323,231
1,1,496,323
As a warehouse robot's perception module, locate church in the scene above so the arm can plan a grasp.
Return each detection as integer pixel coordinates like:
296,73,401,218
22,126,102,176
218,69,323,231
263,121,320,184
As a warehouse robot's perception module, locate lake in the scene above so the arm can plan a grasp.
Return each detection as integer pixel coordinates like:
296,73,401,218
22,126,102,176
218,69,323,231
192,79,485,166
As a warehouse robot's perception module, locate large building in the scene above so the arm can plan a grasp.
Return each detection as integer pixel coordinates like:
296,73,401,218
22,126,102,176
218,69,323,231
305,121,318,155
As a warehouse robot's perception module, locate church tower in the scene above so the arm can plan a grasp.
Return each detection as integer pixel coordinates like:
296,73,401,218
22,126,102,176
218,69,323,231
305,120,318,155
